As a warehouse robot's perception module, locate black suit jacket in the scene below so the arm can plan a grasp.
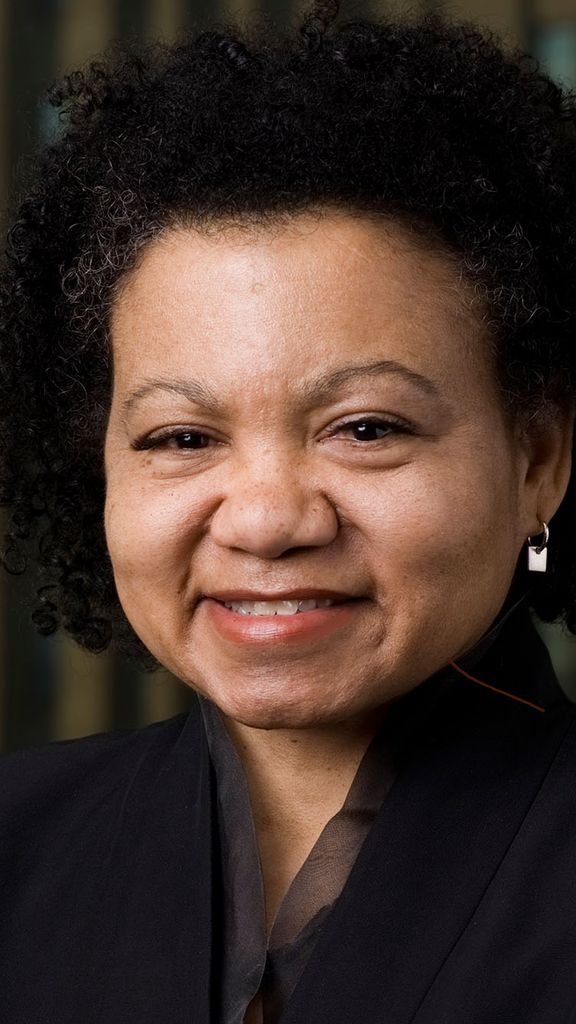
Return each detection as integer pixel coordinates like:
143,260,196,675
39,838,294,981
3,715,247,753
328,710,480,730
2,612,576,1023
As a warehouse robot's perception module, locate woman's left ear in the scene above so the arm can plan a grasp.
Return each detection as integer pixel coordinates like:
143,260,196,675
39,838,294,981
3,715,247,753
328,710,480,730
517,403,575,532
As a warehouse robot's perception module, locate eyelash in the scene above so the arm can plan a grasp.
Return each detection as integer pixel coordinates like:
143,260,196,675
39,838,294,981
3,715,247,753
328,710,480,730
132,417,413,452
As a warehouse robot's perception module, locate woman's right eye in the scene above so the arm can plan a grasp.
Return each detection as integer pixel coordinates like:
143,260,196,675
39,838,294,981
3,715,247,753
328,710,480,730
132,430,214,451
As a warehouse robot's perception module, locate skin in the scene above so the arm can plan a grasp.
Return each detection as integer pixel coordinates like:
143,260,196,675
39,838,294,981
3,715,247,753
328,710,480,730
104,212,573,965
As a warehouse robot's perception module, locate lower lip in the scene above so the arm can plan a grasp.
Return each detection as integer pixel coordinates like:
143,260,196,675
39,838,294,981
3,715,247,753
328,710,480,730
202,598,363,646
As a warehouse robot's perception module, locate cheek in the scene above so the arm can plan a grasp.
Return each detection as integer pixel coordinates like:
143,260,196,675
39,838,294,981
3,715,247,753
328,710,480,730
103,477,206,600
346,455,522,598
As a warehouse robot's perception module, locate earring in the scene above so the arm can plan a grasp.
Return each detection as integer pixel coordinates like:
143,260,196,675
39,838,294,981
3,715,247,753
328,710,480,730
527,520,549,572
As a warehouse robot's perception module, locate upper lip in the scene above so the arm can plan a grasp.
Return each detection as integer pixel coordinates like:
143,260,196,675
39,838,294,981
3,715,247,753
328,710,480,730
204,588,358,603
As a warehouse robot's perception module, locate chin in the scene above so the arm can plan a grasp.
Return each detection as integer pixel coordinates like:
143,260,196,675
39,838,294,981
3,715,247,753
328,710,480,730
200,680,357,731
226,709,308,731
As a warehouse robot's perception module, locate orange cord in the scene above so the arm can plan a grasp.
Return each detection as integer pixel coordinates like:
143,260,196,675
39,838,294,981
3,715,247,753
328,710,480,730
448,660,546,714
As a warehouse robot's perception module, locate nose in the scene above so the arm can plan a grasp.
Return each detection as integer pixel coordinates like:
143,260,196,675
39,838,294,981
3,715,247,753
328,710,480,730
209,455,339,558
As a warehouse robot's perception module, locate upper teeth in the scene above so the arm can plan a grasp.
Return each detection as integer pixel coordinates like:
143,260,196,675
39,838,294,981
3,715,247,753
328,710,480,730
223,599,335,616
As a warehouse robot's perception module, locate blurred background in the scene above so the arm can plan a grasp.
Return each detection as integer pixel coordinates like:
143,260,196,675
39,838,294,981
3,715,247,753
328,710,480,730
2,0,576,752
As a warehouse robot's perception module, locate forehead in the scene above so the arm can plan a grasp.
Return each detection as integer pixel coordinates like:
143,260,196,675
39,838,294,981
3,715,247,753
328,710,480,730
109,211,489,390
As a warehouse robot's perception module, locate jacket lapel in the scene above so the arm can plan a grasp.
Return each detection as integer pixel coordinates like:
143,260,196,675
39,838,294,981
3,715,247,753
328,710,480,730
91,700,215,1024
280,615,575,1024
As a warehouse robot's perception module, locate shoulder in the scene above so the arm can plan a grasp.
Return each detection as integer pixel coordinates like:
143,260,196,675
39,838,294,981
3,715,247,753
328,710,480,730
0,708,199,833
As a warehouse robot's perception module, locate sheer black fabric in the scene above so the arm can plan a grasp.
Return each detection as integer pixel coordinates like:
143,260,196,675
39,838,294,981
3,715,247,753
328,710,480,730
199,696,397,1023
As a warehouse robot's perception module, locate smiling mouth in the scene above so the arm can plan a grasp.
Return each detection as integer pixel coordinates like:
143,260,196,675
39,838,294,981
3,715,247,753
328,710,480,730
203,594,362,645
220,598,341,616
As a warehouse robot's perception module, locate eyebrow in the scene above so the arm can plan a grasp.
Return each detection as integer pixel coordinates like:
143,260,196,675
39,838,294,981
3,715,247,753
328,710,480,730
122,359,439,415
303,360,439,402
123,376,224,415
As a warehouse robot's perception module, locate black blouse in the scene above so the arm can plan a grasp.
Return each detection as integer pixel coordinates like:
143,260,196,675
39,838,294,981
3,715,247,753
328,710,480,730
199,696,398,1023
198,592,531,1024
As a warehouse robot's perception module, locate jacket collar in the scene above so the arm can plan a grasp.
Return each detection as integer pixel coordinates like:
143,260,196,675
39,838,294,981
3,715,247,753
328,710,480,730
279,605,574,1023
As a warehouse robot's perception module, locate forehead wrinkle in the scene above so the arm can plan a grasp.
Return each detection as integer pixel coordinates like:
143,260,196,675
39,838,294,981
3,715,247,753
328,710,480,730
121,359,440,424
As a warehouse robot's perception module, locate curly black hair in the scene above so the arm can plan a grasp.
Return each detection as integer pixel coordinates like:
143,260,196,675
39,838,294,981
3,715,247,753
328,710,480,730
2,0,576,664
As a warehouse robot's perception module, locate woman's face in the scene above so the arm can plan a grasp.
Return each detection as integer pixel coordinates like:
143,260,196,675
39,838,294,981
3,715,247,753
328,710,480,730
104,212,561,728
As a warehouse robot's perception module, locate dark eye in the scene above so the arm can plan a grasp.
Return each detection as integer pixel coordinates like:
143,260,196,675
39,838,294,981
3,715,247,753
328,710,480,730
172,431,211,449
132,429,213,452
337,418,407,442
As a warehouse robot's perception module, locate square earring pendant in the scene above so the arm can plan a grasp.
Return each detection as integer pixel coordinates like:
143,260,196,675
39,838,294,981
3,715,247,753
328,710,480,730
528,545,548,572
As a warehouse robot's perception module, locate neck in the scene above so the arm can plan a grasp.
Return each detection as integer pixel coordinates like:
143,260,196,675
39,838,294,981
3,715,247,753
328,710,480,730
224,709,388,829
222,708,388,930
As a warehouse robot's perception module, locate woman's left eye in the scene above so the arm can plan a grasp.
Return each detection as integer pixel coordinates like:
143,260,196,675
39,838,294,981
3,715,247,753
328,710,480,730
170,431,211,449
331,418,410,442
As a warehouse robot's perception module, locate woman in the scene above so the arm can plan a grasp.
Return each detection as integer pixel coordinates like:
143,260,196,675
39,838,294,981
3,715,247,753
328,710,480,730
1,2,576,1021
